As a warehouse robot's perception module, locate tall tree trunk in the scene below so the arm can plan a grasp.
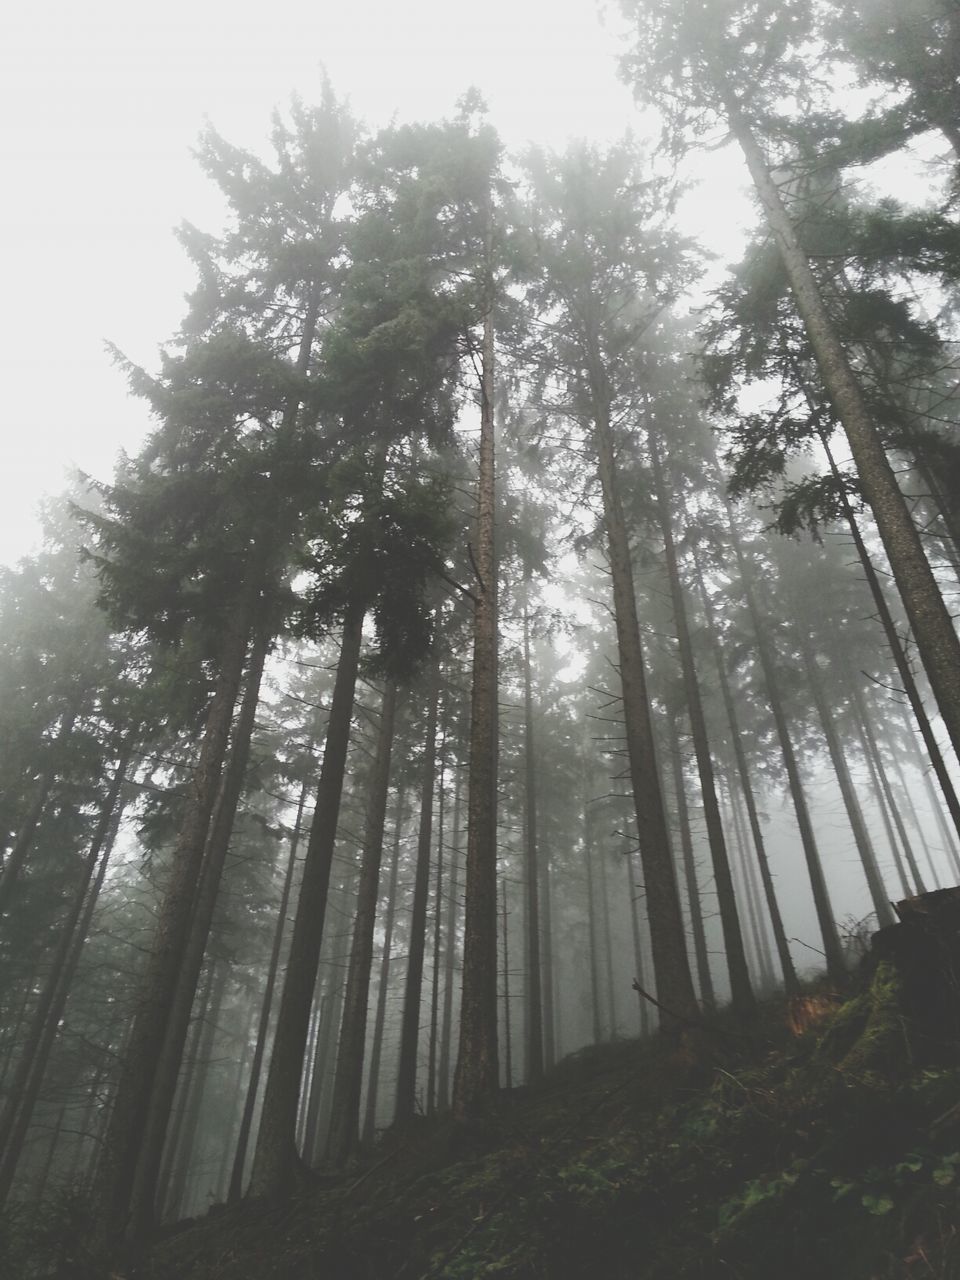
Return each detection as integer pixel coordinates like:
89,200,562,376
228,770,310,1202
584,803,604,1045
726,511,847,984
667,715,715,1012
596,838,617,1039
820,435,960,844
361,791,406,1143
890,756,942,888
248,604,364,1200
722,87,960,763
652,442,754,1013
723,778,775,992
437,771,462,1112
396,668,441,1122
0,741,132,1206
589,391,699,1027
91,581,253,1246
919,766,960,882
691,550,799,995
326,681,398,1166
453,298,501,1117
130,627,269,1235
539,846,557,1070
521,580,544,1083
427,748,446,1116
798,643,895,928
854,711,913,898
625,842,651,1035
500,879,512,1087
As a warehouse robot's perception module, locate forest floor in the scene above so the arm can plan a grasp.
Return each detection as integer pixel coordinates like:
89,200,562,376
9,955,960,1280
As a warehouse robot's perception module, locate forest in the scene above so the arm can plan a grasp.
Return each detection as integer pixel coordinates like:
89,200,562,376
2,0,960,1276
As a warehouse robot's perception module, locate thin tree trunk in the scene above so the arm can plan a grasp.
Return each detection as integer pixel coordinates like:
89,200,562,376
521,582,544,1082
0,740,132,1206
501,879,512,1087
426,749,446,1116
652,442,754,1014
890,759,942,889
726,511,847,983
723,88,960,764
920,766,960,881
437,770,462,1112
820,434,960,844
453,297,501,1118
583,799,605,1044
326,681,398,1166
590,390,698,1027
691,549,799,994
625,842,651,1036
799,643,895,927
668,715,715,1012
228,769,310,1202
361,791,406,1144
396,669,441,1122
724,778,775,992
248,603,364,1199
539,847,557,1070
597,840,617,1039
855,711,913,898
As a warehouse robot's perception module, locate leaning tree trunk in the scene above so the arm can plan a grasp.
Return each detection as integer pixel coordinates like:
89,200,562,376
652,440,754,1014
590,386,699,1027
396,666,442,1123
130,626,269,1235
91,582,254,1246
326,681,398,1166
248,603,364,1200
453,298,501,1119
0,740,133,1207
721,86,960,765
691,548,799,995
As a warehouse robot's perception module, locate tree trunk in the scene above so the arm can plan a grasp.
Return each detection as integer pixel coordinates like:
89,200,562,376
130,627,269,1235
92,581,253,1245
326,681,398,1166
396,668,441,1122
521,581,544,1083
799,643,895,928
228,769,310,1201
723,777,776,991
0,741,133,1206
539,846,557,1070
820,434,960,845
361,791,406,1144
625,842,651,1035
596,838,618,1039
584,802,604,1045
248,604,364,1200
437,771,462,1111
667,715,715,1012
427,744,446,1115
453,298,501,1118
652,441,754,1013
691,548,799,994
590,393,699,1027
726,510,847,984
500,879,512,1086
723,88,960,765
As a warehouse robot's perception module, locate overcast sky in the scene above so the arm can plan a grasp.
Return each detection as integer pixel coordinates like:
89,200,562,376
0,0,752,566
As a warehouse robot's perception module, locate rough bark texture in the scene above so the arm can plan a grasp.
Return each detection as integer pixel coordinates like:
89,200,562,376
453,304,501,1118
724,90,960,766
248,604,363,1200
396,668,441,1122
326,681,398,1165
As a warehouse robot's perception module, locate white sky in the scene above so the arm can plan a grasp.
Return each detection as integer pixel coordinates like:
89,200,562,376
0,0,752,566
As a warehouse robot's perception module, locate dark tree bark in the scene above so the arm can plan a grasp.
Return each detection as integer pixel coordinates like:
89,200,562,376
92,583,254,1243
326,681,398,1166
453,299,501,1118
427,740,446,1115
521,580,544,1083
396,667,441,1122
437,771,462,1112
625,842,651,1036
667,714,716,1012
248,603,364,1199
361,791,406,1143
